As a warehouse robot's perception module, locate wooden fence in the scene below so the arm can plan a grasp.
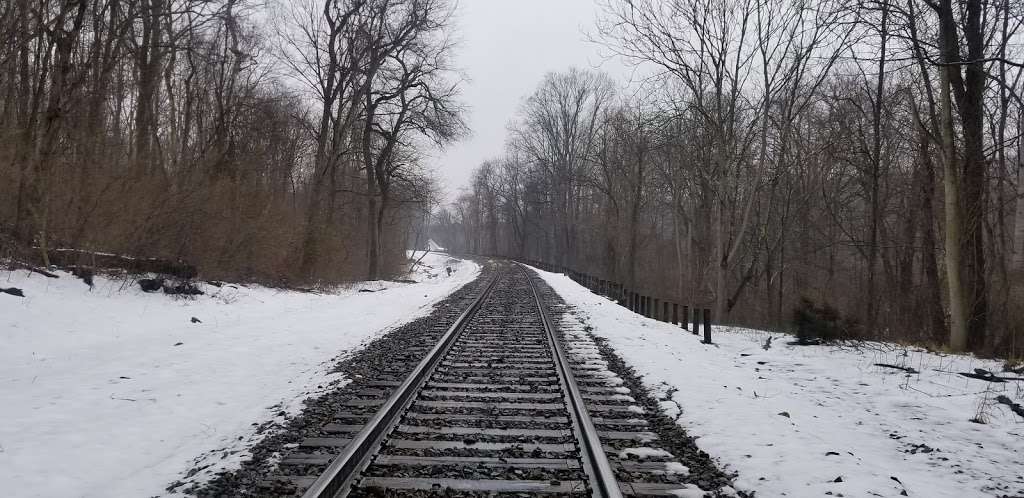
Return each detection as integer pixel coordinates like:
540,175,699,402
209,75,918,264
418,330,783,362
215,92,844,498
521,259,714,344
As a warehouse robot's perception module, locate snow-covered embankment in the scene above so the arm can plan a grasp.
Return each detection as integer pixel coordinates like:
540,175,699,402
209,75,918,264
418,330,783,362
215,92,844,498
532,267,1023,498
0,253,478,497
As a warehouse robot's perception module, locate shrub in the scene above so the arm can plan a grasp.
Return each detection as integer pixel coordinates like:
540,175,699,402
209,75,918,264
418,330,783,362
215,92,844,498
792,297,860,344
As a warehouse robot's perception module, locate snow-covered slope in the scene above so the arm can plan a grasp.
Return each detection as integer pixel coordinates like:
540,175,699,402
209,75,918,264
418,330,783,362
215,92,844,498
532,267,1024,498
0,253,478,498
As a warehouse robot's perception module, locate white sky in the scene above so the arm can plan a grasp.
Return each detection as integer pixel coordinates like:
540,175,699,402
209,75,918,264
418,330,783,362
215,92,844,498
430,0,632,201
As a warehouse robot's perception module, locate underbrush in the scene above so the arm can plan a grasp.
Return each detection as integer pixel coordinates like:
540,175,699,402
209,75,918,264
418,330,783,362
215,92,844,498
791,297,861,344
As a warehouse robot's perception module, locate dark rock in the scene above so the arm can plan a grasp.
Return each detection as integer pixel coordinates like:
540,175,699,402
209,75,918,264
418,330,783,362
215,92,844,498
191,317,202,324
1,287,25,297
778,411,791,418
71,267,95,288
139,278,164,292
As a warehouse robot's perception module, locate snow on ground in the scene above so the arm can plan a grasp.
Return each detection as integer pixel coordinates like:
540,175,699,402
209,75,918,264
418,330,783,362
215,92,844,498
532,267,1024,498
0,253,478,498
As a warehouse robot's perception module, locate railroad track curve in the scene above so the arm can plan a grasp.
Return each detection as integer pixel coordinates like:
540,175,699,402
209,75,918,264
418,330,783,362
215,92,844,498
269,262,700,497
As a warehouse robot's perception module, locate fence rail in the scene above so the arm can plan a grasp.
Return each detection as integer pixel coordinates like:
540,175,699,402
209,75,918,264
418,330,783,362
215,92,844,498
519,259,714,343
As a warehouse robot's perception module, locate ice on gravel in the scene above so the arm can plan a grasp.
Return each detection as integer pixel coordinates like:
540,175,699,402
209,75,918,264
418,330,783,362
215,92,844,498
0,253,478,498
620,447,674,460
532,267,1024,498
669,484,716,498
661,461,691,475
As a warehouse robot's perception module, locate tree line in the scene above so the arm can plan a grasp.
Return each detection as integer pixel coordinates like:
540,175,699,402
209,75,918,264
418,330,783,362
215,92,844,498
0,0,463,284
437,0,1024,355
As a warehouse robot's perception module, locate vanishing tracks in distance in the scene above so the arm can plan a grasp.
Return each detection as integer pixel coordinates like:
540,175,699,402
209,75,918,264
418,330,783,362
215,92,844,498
267,262,700,497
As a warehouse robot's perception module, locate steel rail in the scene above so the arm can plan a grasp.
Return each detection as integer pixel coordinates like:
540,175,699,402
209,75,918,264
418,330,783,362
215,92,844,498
519,263,624,498
301,271,505,498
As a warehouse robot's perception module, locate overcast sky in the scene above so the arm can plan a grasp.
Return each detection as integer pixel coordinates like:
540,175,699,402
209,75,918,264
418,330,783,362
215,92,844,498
429,0,631,201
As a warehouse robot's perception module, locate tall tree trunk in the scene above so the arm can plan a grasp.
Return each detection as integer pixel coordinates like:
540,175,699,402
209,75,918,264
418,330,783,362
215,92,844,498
1015,147,1024,273
135,0,163,176
299,93,337,278
31,0,89,266
866,0,888,335
918,125,947,343
365,148,380,280
12,0,36,244
960,0,988,350
673,203,685,303
940,59,968,351
932,0,972,351
713,196,726,320
375,189,388,276
627,172,642,288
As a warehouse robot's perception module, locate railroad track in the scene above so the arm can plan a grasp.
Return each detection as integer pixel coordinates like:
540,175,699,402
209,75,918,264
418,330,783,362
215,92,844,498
267,263,701,497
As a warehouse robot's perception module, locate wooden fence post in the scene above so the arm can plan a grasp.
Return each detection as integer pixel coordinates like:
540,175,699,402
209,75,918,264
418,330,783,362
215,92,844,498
692,307,700,336
663,301,669,323
672,303,679,325
683,306,689,331
653,298,660,320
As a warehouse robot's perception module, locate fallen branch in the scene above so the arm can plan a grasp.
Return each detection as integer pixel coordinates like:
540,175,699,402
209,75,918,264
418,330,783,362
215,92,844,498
875,363,919,374
996,395,1024,418
409,250,431,272
14,262,59,278
958,369,1024,383
50,248,197,279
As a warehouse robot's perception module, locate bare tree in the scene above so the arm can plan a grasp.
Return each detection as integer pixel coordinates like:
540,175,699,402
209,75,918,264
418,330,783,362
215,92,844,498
510,67,615,267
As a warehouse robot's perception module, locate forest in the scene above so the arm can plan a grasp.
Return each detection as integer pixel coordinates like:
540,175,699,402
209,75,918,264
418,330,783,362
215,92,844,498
435,0,1024,356
0,0,463,285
